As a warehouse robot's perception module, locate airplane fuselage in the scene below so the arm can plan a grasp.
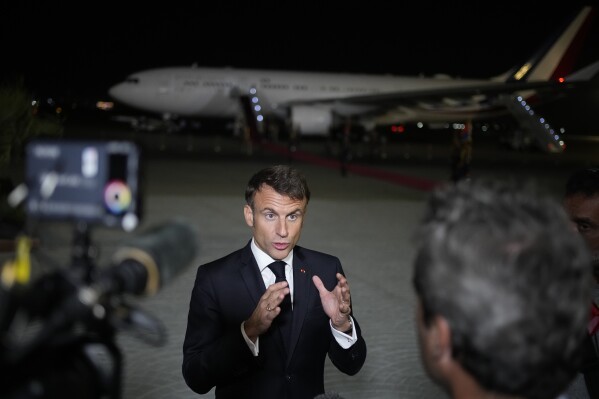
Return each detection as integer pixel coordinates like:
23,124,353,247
108,67,488,120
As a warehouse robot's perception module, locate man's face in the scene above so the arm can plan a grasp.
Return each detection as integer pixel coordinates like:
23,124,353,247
244,184,307,260
563,193,599,262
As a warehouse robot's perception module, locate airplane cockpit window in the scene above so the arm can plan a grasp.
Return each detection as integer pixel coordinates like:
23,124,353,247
125,77,140,84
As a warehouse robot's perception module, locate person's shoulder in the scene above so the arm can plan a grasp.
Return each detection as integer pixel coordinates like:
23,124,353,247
200,243,249,270
295,245,340,263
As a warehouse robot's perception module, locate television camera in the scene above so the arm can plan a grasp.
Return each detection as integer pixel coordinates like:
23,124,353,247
0,139,198,398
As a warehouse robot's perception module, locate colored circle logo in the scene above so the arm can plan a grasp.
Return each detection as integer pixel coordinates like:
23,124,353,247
104,180,132,215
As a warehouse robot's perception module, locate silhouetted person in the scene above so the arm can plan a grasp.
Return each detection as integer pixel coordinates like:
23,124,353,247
450,120,472,182
563,168,599,398
340,120,351,177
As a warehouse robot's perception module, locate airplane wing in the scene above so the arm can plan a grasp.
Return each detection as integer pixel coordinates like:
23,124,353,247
283,79,581,107
278,6,597,153
275,69,595,153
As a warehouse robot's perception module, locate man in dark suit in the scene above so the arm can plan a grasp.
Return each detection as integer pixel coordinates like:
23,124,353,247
182,165,367,399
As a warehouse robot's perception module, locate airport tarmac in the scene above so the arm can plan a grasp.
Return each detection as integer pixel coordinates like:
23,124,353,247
3,120,599,399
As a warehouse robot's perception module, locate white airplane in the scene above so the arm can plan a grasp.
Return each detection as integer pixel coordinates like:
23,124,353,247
108,6,597,153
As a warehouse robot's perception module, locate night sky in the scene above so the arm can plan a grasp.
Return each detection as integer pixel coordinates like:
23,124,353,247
1,2,597,99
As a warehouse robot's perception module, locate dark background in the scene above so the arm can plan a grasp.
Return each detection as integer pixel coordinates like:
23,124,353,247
1,2,597,100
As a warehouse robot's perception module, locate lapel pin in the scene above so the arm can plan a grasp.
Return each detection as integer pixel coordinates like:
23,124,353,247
300,268,306,274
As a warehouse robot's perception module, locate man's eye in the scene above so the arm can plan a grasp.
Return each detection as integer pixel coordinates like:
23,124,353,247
265,213,276,220
577,223,592,233
288,214,299,221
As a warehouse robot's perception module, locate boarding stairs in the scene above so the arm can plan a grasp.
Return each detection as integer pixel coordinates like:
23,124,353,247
504,95,565,153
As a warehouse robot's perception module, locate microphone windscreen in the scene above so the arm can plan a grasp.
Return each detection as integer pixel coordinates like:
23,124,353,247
111,219,198,295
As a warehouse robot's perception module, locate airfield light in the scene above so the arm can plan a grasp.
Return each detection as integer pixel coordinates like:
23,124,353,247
558,77,565,83
250,88,257,94
96,101,114,111
252,97,259,103
391,125,405,134
257,115,263,122
254,105,261,112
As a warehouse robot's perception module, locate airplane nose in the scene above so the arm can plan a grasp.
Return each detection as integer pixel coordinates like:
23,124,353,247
106,79,157,114
108,83,138,108
108,83,125,101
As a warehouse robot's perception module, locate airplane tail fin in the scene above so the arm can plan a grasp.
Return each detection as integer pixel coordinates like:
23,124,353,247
498,6,596,154
493,6,595,83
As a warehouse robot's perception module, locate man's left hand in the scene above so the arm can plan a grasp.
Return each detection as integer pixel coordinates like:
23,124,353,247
312,273,352,332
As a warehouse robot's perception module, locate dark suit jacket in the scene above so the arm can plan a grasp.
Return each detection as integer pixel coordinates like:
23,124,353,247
182,241,367,399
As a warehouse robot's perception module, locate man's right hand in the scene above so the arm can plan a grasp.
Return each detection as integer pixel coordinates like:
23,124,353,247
243,281,289,342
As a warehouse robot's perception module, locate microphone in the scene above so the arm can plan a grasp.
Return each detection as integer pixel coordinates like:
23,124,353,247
104,219,199,296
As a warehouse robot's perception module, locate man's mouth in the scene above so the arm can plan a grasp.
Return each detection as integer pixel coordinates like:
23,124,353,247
274,242,289,251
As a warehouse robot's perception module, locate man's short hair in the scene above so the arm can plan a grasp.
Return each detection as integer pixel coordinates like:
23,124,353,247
245,165,311,209
413,180,592,399
565,167,599,198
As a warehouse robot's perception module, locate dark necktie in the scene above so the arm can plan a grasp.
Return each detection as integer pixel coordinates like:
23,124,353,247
267,260,292,350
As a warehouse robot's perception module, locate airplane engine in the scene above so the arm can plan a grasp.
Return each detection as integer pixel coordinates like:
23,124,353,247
290,106,332,136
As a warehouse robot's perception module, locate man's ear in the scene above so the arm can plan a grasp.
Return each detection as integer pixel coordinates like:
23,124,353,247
429,315,452,362
244,204,254,227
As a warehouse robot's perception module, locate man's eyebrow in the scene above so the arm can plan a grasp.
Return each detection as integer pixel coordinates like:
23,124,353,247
259,207,289,213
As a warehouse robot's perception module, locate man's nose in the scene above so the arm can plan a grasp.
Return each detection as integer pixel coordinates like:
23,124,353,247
276,220,288,237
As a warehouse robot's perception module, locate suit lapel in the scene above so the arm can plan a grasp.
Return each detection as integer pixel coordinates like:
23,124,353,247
239,242,266,305
287,247,312,363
